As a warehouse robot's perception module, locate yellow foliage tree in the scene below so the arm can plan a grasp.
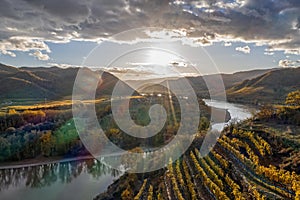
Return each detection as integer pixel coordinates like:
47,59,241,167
285,90,300,106
121,187,134,200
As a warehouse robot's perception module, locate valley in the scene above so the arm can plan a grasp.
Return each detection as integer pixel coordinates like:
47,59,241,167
1,1,299,200
0,63,299,200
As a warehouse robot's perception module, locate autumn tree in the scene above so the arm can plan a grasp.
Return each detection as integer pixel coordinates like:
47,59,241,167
40,131,55,157
256,105,274,120
121,187,134,200
285,90,300,106
22,110,46,124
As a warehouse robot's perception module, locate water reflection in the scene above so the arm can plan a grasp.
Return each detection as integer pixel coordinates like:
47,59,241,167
0,159,120,200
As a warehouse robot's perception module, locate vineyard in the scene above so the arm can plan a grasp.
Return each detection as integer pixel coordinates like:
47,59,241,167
119,127,300,200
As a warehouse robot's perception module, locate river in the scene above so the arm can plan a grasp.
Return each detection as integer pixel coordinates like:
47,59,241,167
203,99,253,132
0,100,252,200
0,159,120,200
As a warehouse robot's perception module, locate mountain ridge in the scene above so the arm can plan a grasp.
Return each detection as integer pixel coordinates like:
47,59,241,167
0,63,135,101
227,67,300,104
1,63,298,105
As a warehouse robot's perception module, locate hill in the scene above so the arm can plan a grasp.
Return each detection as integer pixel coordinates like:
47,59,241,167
2,63,297,106
204,68,276,89
0,63,135,102
138,67,300,105
96,103,300,200
227,67,300,105
138,68,275,99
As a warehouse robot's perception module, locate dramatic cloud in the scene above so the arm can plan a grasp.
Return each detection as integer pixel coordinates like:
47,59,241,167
0,0,299,57
235,46,251,54
278,59,300,68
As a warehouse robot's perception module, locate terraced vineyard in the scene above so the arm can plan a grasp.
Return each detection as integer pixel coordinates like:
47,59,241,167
119,126,300,200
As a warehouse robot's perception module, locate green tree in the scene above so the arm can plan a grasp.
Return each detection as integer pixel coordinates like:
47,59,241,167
199,117,210,131
0,137,11,161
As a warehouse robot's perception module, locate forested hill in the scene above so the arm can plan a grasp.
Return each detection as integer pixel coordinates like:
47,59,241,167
0,63,134,101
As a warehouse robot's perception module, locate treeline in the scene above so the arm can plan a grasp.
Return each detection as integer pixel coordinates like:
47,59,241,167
0,119,87,162
255,90,300,125
255,105,300,125
0,109,73,133
0,107,81,161
0,101,114,162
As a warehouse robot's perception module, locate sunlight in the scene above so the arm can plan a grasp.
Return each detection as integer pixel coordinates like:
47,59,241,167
145,49,179,66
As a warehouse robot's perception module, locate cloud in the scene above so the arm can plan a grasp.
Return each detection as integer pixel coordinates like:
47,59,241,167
47,62,86,68
224,42,232,47
235,46,251,54
0,0,299,56
0,36,50,58
284,49,300,55
95,59,199,80
0,49,16,57
278,59,300,68
264,51,274,56
100,66,155,75
29,50,50,61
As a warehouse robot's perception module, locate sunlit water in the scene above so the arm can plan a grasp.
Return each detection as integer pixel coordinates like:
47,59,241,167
203,99,253,132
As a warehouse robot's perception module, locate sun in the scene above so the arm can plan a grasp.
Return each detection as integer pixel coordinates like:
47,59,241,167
145,49,180,66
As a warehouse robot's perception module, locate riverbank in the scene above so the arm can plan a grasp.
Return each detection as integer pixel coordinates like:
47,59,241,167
0,154,95,169
0,100,252,170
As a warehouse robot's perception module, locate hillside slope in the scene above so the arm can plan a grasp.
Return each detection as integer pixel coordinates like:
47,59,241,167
227,67,300,104
0,63,134,101
139,68,275,98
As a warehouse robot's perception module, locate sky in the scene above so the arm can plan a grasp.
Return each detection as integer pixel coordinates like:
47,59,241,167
0,0,299,78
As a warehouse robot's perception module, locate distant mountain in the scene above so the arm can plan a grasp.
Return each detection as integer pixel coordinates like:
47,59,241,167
226,67,300,105
0,63,135,101
204,68,277,89
0,63,20,74
138,67,300,105
2,63,297,105
139,68,275,98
